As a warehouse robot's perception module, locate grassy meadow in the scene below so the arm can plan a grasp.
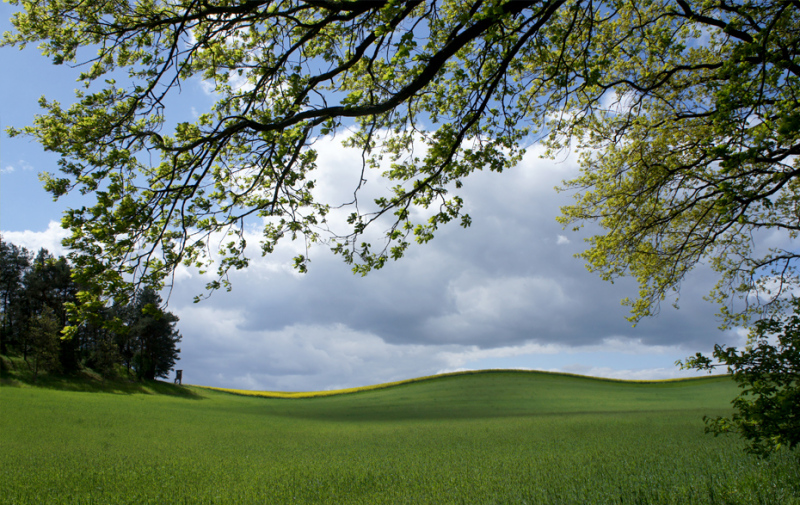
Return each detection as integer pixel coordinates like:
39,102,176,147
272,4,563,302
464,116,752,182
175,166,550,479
1,370,798,504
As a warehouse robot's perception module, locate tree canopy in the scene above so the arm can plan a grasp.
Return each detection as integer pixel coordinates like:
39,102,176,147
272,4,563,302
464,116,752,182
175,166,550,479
682,298,800,457
125,287,182,380
0,238,182,380
3,0,798,328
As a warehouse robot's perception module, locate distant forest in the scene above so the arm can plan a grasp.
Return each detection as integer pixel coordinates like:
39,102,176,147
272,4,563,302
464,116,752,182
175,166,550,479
0,237,181,381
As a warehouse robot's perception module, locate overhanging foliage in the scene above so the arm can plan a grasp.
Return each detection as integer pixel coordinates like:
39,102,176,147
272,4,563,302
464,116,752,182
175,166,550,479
2,0,798,329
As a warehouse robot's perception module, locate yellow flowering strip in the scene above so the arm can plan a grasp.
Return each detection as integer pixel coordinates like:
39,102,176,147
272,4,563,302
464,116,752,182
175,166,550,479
191,369,720,399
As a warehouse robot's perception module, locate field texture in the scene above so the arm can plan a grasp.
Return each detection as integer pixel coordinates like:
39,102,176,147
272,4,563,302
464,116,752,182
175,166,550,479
1,370,798,504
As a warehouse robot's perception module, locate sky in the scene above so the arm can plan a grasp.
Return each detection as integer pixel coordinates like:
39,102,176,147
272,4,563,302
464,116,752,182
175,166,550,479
0,3,747,391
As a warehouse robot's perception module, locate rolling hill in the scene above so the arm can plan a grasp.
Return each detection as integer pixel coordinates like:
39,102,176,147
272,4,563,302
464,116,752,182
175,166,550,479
1,369,798,504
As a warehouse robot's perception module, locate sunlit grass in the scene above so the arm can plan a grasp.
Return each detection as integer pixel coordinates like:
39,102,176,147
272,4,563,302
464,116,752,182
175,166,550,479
1,370,798,504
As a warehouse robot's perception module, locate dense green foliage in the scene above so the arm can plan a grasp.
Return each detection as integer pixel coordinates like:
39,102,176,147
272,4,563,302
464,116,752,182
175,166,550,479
683,299,800,457
26,306,62,382
1,371,798,504
0,242,74,364
3,0,797,327
0,239,181,380
556,0,800,324
118,287,183,380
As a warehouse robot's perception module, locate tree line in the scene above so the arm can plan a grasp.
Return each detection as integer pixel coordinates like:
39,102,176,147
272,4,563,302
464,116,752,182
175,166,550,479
0,237,181,381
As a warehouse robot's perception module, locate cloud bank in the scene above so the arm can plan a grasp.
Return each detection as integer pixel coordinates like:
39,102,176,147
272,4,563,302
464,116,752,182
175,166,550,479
154,139,738,390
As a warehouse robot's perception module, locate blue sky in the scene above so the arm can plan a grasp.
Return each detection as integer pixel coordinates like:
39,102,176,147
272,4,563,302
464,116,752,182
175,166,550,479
0,2,744,391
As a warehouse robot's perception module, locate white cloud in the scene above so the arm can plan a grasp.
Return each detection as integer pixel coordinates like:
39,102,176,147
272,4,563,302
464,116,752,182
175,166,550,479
228,71,255,93
556,234,570,245
198,79,216,96
197,68,265,96
2,220,68,255
556,364,706,381
433,364,707,381
424,274,572,338
578,337,686,355
435,336,690,370
437,342,563,369
1,159,34,173
599,89,639,116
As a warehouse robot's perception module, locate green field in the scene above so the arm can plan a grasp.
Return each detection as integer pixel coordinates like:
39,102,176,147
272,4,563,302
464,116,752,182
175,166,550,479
1,370,798,504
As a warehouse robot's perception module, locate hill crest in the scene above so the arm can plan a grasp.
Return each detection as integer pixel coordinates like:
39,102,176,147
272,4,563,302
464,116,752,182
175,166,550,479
194,368,725,399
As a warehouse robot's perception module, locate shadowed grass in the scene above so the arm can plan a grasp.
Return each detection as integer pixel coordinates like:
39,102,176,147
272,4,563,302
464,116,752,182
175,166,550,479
0,354,199,398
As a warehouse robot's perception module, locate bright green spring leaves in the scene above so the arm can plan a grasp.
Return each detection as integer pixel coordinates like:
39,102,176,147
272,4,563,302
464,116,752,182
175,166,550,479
3,0,800,326
2,0,535,315
556,1,800,323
